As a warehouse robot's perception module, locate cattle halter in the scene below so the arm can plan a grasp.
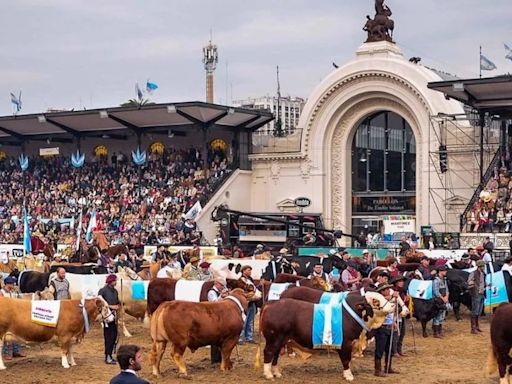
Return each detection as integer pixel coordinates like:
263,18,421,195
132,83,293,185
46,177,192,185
225,295,247,323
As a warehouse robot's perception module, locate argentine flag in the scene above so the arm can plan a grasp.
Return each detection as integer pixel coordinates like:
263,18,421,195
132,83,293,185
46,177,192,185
85,208,96,243
23,208,31,255
75,210,83,249
146,80,158,93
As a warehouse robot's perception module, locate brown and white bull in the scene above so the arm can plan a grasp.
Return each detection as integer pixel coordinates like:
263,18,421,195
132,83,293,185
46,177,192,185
149,289,250,377
0,297,106,369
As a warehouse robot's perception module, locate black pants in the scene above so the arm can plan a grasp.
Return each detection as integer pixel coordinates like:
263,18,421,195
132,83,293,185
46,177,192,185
211,345,221,364
103,322,118,357
392,319,406,354
374,326,392,359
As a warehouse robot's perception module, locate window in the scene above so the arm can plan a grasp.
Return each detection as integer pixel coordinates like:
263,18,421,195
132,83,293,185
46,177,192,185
352,111,415,193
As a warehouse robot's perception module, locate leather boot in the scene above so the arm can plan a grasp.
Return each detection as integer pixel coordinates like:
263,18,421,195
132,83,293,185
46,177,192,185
475,317,483,332
470,316,478,334
374,358,386,377
385,356,399,374
438,324,445,338
433,325,442,339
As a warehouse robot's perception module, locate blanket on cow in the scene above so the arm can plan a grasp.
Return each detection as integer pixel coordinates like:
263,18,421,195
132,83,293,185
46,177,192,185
485,271,509,311
312,303,343,349
268,283,291,301
31,300,61,327
131,280,149,300
319,291,349,305
408,279,433,300
175,280,204,302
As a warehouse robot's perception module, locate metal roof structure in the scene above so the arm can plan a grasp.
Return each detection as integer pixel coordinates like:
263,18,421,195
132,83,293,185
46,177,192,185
427,75,512,118
0,101,274,145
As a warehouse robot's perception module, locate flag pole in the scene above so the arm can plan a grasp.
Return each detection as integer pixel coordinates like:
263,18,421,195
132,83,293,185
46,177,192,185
479,46,482,79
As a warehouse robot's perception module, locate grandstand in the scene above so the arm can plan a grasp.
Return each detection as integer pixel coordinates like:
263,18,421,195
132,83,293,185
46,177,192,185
0,102,272,250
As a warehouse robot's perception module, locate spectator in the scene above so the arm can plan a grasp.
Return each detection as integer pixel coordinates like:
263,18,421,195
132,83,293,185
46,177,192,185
109,344,149,384
467,260,485,334
198,261,212,281
182,256,201,280
48,267,71,300
115,253,133,271
341,261,362,290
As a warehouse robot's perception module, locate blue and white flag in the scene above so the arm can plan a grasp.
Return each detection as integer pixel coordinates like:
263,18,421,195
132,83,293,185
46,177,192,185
23,208,32,255
480,54,497,71
135,83,143,101
75,210,83,250
184,200,202,221
312,304,343,349
319,291,349,305
485,271,509,311
10,91,22,113
407,279,433,300
505,43,512,62
146,80,158,94
85,208,96,243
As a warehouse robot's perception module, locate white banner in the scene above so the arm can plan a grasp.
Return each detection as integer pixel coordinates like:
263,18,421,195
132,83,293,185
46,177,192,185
39,147,60,156
143,245,218,260
31,300,61,327
383,216,415,234
0,244,24,259
209,259,269,280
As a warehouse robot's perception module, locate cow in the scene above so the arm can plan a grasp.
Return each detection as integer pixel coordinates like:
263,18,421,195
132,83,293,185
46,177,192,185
0,296,107,369
18,271,51,293
486,303,512,384
49,263,109,275
446,269,471,321
146,278,260,316
255,291,395,381
149,288,250,377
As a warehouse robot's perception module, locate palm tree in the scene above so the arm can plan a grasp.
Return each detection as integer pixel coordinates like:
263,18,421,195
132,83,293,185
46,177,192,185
120,98,155,107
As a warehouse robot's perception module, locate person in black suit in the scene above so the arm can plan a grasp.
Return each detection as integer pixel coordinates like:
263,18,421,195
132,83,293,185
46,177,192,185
110,344,150,384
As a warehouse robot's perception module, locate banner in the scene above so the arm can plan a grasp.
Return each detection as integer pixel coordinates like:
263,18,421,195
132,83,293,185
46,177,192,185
39,147,60,156
485,271,509,311
31,301,61,327
143,245,218,259
407,279,433,300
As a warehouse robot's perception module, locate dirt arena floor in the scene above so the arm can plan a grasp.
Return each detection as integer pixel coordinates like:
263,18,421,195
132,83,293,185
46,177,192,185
1,309,499,384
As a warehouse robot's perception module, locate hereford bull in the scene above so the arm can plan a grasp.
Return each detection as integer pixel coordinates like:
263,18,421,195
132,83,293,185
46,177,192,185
486,303,512,384
0,297,106,369
149,288,250,377
146,278,260,316
256,291,395,381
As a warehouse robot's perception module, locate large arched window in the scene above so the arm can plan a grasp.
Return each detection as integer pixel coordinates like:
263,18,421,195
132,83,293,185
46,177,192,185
352,111,416,193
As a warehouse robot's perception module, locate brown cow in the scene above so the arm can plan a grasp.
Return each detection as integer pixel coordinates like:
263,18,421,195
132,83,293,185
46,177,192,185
486,303,512,383
149,288,249,376
146,278,259,316
0,297,106,369
256,291,396,381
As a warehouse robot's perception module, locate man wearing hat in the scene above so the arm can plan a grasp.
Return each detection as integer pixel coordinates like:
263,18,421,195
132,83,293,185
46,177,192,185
239,265,257,343
199,261,212,281
207,278,228,364
374,284,399,376
182,256,201,280
374,270,390,287
416,256,434,280
253,244,265,258
98,274,120,364
467,260,485,334
341,261,362,291
390,275,409,357
432,265,449,338
0,276,25,360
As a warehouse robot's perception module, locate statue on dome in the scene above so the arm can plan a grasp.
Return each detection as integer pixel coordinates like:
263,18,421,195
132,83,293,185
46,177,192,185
363,0,395,43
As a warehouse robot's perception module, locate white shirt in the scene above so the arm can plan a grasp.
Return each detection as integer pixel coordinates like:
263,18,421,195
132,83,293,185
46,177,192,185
502,264,512,274
123,369,137,376
482,252,493,264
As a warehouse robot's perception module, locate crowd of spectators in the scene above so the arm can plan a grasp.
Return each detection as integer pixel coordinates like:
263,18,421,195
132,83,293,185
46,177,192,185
466,157,512,232
0,146,232,248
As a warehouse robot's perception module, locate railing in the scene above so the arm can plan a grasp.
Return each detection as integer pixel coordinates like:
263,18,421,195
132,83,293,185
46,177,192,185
459,147,502,231
252,128,302,154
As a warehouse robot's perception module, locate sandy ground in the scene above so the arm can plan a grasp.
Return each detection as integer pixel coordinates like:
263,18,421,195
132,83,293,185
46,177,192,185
0,308,499,384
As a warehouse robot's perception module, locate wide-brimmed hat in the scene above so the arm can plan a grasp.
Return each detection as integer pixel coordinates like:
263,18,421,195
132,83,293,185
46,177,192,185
279,248,288,254
390,274,406,284
362,249,370,254
190,256,200,263
376,284,394,293
199,261,211,268
435,265,448,272
4,276,16,285
241,265,252,272
256,244,264,249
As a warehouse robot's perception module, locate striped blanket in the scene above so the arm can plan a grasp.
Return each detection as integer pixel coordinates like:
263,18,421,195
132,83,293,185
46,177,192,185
312,304,343,349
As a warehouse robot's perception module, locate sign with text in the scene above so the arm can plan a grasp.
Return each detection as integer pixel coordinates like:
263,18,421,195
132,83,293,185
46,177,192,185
352,196,416,214
39,147,60,156
294,197,312,208
31,301,61,327
383,215,416,235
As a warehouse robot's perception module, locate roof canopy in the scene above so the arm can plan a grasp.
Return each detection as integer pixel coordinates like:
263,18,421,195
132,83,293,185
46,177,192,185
0,101,274,144
427,75,512,118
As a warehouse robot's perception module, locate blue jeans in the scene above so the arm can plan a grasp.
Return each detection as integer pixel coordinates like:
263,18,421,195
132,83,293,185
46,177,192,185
433,309,446,326
2,342,21,355
471,294,485,316
240,303,257,341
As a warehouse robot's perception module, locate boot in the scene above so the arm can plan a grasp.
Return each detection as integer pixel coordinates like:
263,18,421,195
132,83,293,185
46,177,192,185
374,358,386,377
470,316,478,334
105,355,117,365
475,317,483,333
433,325,442,339
2,343,12,361
385,356,399,374
438,324,445,338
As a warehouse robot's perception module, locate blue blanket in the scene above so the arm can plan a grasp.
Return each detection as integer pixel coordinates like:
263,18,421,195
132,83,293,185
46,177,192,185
312,304,343,349
485,271,509,310
319,292,349,305
131,281,149,301
1,272,9,280
407,279,433,300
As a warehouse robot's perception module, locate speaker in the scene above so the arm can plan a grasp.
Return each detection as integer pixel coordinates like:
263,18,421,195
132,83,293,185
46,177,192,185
439,144,448,173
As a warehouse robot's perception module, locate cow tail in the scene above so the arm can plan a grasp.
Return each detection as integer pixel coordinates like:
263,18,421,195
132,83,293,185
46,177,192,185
485,345,498,376
254,341,262,369
254,305,266,370
143,312,151,328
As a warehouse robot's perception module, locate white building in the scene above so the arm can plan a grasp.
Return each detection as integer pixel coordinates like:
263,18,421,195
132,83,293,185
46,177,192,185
233,96,305,135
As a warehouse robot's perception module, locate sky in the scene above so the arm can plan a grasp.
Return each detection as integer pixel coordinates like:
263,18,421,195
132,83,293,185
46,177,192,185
0,0,511,115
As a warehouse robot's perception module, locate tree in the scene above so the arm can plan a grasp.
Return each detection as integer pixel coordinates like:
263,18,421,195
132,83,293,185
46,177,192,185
120,98,155,107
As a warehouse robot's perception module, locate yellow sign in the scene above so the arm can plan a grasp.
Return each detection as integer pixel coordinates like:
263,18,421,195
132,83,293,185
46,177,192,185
94,145,108,157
